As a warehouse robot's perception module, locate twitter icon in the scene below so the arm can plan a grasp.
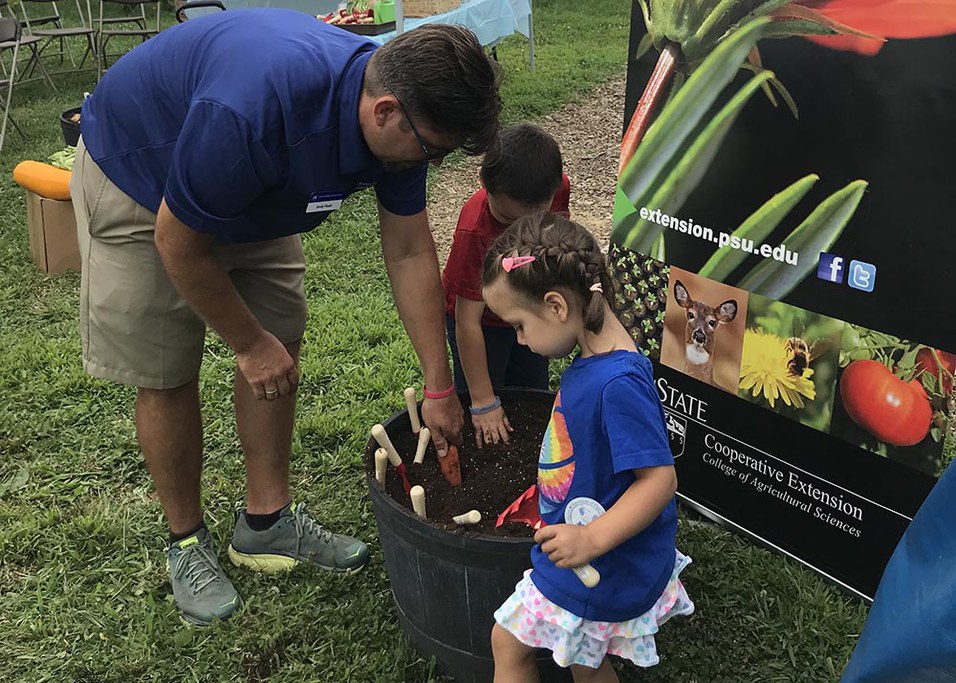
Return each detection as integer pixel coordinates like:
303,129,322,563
848,260,877,292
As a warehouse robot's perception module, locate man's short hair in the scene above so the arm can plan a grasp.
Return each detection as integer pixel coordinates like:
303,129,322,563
479,124,563,206
366,24,501,156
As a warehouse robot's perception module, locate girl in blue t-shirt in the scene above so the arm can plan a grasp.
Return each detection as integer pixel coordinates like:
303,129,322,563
481,212,694,681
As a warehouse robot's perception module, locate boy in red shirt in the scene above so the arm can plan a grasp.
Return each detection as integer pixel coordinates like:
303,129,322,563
442,124,570,448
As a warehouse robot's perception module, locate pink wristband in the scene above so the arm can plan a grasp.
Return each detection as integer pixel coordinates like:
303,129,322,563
423,383,455,400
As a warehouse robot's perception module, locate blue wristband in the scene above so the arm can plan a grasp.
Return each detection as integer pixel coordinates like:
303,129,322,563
469,396,502,416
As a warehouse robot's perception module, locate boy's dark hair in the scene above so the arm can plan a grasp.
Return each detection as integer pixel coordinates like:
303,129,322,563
366,24,502,156
479,124,563,206
482,212,612,334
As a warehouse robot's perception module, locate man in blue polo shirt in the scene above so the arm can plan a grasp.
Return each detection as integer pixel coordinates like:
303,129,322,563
70,9,501,625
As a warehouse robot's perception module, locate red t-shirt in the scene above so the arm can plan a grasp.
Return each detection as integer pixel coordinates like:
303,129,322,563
442,174,571,327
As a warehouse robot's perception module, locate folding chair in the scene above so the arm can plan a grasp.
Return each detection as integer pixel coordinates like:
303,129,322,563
175,0,223,23
0,17,22,156
96,0,159,79
99,0,145,29
0,0,55,88
17,0,96,72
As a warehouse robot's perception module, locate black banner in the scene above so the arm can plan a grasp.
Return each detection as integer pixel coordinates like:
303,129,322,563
612,2,956,599
657,363,930,597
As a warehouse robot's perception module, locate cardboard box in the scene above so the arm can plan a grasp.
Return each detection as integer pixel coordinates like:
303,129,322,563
25,190,80,274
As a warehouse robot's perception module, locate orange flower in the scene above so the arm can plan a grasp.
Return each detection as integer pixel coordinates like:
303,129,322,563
781,0,956,55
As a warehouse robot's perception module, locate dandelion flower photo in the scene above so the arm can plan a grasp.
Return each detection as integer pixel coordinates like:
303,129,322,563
739,328,816,409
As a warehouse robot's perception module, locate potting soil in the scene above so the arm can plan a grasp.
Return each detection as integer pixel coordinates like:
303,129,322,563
374,400,552,537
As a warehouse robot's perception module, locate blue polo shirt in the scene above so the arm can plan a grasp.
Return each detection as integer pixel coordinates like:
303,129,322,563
80,9,427,243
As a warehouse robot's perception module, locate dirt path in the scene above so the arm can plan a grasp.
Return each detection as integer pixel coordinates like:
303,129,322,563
428,72,627,263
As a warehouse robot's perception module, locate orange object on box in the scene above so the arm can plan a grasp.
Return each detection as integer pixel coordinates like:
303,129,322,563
13,160,72,200
12,161,79,274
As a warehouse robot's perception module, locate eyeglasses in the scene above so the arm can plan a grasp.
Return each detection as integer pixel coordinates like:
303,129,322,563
385,85,454,161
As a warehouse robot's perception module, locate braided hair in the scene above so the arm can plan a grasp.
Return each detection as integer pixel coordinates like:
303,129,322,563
481,212,612,334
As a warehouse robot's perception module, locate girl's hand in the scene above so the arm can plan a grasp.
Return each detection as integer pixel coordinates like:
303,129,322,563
472,406,512,448
534,524,600,569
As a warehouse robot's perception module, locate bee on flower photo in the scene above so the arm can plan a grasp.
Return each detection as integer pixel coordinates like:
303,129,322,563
737,296,842,432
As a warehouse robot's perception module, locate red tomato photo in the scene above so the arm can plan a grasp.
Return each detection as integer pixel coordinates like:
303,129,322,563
839,360,932,447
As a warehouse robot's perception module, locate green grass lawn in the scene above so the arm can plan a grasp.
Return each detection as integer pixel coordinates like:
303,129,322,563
0,1,867,680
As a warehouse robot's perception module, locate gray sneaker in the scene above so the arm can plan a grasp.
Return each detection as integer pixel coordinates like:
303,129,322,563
228,502,370,574
167,528,240,626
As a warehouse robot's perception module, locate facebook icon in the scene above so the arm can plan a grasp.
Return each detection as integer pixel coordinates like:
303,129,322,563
817,253,844,284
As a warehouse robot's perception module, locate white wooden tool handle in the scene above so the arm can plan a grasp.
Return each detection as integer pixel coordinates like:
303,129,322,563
452,509,481,525
563,498,604,588
572,564,601,588
404,387,422,434
414,427,430,465
374,448,389,485
410,485,427,519
371,423,402,467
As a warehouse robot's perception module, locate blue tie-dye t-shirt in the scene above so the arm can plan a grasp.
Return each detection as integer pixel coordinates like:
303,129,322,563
531,349,676,622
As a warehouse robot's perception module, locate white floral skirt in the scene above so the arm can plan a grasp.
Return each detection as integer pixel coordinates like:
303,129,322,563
494,550,694,669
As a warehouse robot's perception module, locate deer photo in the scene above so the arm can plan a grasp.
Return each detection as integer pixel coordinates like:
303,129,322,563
673,279,738,389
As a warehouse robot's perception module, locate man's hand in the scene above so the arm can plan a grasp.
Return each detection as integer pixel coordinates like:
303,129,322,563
236,330,300,400
155,200,282,392
473,406,512,447
421,393,464,456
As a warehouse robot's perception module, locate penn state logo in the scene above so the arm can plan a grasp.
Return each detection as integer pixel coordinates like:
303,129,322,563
665,409,686,458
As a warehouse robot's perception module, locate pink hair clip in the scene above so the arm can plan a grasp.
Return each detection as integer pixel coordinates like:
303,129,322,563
502,255,536,272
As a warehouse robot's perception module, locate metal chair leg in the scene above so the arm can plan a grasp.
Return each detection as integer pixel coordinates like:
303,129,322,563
76,34,94,69
0,60,15,156
16,43,57,91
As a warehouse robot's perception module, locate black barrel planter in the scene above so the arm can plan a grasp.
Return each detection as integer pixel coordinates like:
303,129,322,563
366,388,572,683
59,107,81,147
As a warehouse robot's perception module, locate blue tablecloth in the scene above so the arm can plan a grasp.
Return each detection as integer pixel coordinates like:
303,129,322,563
365,0,531,46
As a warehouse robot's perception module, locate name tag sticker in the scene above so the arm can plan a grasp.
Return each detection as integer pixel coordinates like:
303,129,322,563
306,192,345,213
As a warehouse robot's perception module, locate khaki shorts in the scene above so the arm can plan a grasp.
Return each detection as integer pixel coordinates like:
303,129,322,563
71,138,307,390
